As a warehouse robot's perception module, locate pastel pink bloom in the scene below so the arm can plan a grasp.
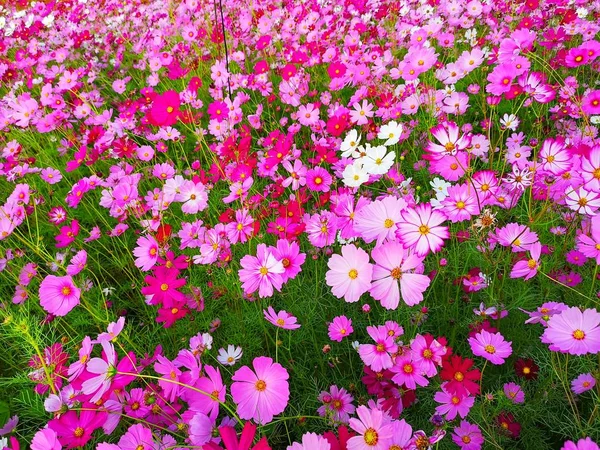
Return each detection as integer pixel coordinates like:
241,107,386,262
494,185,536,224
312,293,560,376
39,275,81,316
442,183,480,223
226,209,255,244
370,241,430,309
358,325,398,372
495,222,538,252
133,235,159,271
297,103,320,126
349,100,374,125
231,356,290,425
328,315,354,342
282,159,307,190
542,307,600,355
538,138,571,175
468,330,513,365
40,167,63,184
67,335,93,381
571,373,596,394
347,405,394,450
118,424,154,450
577,215,600,263
434,383,475,420
566,187,600,215
31,428,61,450
452,421,484,450
66,250,87,276
503,382,525,404
510,241,542,280
317,385,355,423
425,121,471,158
582,147,600,192
326,244,373,303
272,239,306,283
353,196,407,247
386,420,413,449
264,306,300,330
390,356,429,389
96,316,126,343
561,438,600,450
81,340,119,402
238,244,285,298
396,203,449,256
154,355,181,402
180,181,208,214
288,432,331,450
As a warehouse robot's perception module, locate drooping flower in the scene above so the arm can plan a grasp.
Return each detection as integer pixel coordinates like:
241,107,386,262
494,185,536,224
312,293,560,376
503,382,525,404
231,357,289,425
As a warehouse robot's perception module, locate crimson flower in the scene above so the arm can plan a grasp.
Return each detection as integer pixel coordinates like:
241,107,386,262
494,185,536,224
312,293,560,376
440,355,481,396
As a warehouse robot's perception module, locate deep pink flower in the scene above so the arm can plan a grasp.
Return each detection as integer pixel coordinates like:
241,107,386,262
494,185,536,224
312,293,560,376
396,203,449,256
231,356,289,424
452,421,484,450
347,405,393,450
328,315,354,342
434,382,475,420
358,325,398,372
149,90,180,126
55,220,79,248
141,266,187,307
48,410,107,449
39,275,81,316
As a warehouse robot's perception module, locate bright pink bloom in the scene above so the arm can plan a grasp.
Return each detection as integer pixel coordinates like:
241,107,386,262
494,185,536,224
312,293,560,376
391,356,429,389
55,220,79,248
577,215,600,263
542,307,600,355
133,235,159,271
347,405,394,450
305,167,332,192
66,250,87,276
204,422,270,450
39,275,81,316
154,355,181,402
434,382,475,420
317,385,355,423
31,428,61,450
150,90,180,126
191,365,226,417
264,306,300,330
118,424,154,450
510,241,542,280
328,315,354,342
231,356,290,424
442,183,480,223
486,64,517,96
582,90,600,115
561,438,600,450
358,325,398,372
425,121,471,158
571,373,596,394
452,421,484,450
48,410,107,449
141,266,187,307
503,382,525,404
370,241,430,309
469,330,512,365
238,244,285,298
288,433,331,450
272,239,306,283
326,244,373,303
396,203,449,256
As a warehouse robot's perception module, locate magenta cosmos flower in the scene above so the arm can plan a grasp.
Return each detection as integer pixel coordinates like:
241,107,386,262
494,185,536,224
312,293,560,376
434,383,475,420
561,438,600,450
328,315,354,342
288,432,331,450
231,356,289,425
571,373,596,394
452,421,484,450
238,244,285,298
326,244,373,303
510,241,542,281
370,241,430,309
542,307,600,355
347,405,394,450
468,330,512,365
396,203,449,257
39,275,81,316
264,306,300,330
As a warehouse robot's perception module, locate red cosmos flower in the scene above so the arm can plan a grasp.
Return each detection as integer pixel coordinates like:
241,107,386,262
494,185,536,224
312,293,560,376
514,358,539,380
149,90,180,126
440,355,481,396
323,425,356,450
497,412,521,439
155,224,172,245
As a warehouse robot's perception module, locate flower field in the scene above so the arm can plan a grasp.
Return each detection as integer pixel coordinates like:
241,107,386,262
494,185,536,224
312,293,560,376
1,0,600,448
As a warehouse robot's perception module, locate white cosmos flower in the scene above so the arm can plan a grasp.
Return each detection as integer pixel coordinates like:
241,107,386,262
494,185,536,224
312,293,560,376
340,129,361,158
363,145,395,175
378,120,403,146
343,160,369,187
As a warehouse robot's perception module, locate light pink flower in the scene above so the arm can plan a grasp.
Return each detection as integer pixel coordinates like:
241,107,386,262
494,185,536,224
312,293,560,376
326,244,373,303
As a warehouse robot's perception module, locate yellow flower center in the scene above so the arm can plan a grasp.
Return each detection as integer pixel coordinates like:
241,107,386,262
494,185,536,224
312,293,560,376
255,380,267,391
160,283,169,291
348,269,358,279
573,329,585,340
363,428,379,445
485,344,496,354
384,218,394,228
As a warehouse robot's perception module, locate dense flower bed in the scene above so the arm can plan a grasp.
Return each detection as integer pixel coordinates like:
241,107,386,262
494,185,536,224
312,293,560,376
1,0,600,448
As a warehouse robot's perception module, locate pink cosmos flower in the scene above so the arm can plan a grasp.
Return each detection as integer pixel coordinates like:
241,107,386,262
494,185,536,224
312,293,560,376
191,365,226,417
264,306,300,330
238,244,285,298
358,325,398,372
317,385,355,423
149,90,180,126
353,197,407,247
582,90,600,115
411,334,446,377
349,100,374,125
503,382,525,404
542,307,600,355
304,211,338,248
96,316,126,343
31,428,61,450
305,167,332,192
66,250,87,276
55,220,79,248
510,241,542,280
328,315,354,342
288,433,331,450
141,266,187,307
370,241,430,309
442,183,480,223
452,421,484,450
133,235,159,271
39,275,81,316
40,167,63,184
495,222,538,252
204,422,270,450
154,355,181,402
67,335,93,381
425,121,471,158
391,355,429,390
231,356,290,425
468,330,513,365
272,239,306,283
48,410,107,449
486,63,517,96
571,373,596,394
577,215,600,263
347,405,393,450
396,203,449,256
118,424,154,450
561,438,600,450
326,244,373,303
434,382,475,420
180,181,209,214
